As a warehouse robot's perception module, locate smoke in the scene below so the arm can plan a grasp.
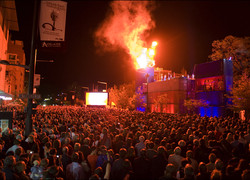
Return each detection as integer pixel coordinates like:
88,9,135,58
94,1,156,57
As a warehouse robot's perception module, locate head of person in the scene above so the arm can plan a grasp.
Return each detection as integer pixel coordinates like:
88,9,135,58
215,159,223,171
198,162,207,174
62,146,69,155
184,164,194,178
139,136,145,143
71,152,79,163
4,155,16,168
94,167,103,178
40,158,49,168
209,153,217,163
174,146,181,155
164,163,177,178
119,148,127,160
74,143,81,152
15,161,26,174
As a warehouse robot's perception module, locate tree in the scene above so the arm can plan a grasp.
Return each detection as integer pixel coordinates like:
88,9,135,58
184,99,208,114
209,35,250,79
209,35,250,116
153,94,168,112
227,72,250,119
109,82,145,110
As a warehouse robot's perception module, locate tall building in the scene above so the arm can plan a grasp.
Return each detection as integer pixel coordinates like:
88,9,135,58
0,1,19,100
5,39,26,97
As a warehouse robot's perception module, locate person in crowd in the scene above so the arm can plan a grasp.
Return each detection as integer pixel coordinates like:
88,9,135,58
61,146,72,172
151,146,168,180
30,160,43,180
66,152,86,180
196,162,210,180
146,141,157,160
110,148,132,180
2,155,18,180
185,150,198,174
206,153,216,173
168,146,184,171
159,163,177,180
135,136,146,157
87,146,98,174
181,164,195,180
133,148,151,180
81,137,92,162
14,160,30,180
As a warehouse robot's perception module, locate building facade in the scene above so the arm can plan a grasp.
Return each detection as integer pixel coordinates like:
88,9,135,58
5,39,26,98
0,1,19,99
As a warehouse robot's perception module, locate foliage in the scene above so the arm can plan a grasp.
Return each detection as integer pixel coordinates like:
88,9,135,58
209,35,250,117
153,94,168,112
109,82,145,110
227,72,250,118
209,35,250,79
184,99,208,114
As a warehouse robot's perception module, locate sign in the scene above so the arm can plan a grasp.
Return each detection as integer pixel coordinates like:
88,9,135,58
19,94,41,99
39,0,67,49
0,112,13,131
34,74,41,87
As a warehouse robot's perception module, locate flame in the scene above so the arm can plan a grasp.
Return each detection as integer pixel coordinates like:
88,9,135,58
135,41,158,69
94,1,156,70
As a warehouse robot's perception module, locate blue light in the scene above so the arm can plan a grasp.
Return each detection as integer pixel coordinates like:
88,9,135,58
198,106,220,117
199,107,205,117
137,107,146,112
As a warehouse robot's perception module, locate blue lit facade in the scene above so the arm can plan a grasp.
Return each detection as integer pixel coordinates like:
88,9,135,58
193,59,233,117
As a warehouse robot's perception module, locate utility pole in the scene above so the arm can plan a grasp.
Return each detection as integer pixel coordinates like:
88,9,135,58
25,0,39,137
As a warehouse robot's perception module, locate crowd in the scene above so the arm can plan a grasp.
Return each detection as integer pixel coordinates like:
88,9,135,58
0,105,249,180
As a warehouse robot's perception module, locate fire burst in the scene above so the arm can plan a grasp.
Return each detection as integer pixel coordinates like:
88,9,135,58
135,41,158,69
94,1,156,70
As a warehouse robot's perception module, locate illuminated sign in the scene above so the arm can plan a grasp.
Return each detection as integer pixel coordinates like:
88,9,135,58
86,92,108,106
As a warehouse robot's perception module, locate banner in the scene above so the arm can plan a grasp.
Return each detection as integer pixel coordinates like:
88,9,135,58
39,0,67,48
34,74,41,87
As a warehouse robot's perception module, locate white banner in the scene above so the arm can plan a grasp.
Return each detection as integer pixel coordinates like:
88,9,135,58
39,0,67,41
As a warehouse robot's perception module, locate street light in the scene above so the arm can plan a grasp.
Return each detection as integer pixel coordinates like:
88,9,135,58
97,81,107,92
81,86,89,91
0,60,30,69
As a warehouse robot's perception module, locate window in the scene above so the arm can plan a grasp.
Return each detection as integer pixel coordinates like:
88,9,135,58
9,54,17,60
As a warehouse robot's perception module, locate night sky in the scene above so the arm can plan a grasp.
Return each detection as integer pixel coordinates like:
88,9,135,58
13,0,250,95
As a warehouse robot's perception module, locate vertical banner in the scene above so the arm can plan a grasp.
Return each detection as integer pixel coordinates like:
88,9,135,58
39,0,67,48
34,74,41,87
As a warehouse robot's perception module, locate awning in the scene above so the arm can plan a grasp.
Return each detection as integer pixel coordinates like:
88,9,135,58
0,90,13,100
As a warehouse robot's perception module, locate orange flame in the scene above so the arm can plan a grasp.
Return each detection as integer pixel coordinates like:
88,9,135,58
135,41,158,69
94,1,156,70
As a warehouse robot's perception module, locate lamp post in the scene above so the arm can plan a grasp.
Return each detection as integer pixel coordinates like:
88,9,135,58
145,73,149,113
97,81,107,92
